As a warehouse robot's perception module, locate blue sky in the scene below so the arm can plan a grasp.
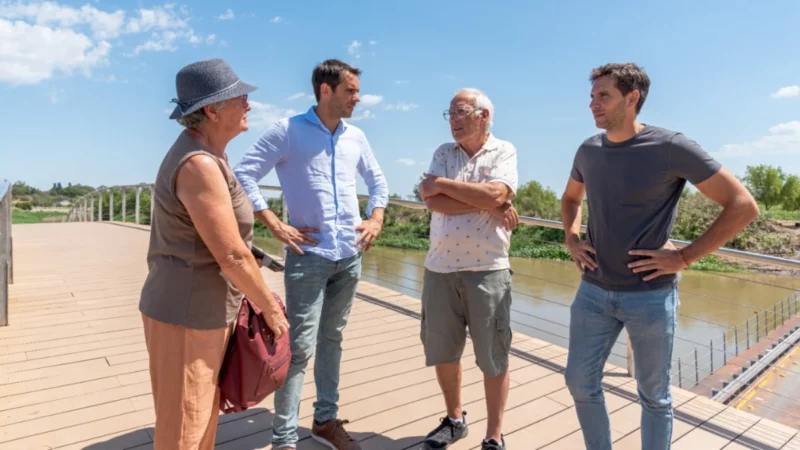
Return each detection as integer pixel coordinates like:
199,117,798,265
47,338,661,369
2,0,799,201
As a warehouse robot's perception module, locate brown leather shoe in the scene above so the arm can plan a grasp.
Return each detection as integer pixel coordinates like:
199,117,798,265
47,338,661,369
311,418,362,450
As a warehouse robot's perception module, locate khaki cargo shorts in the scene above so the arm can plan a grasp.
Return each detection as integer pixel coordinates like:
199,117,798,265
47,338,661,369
420,268,513,377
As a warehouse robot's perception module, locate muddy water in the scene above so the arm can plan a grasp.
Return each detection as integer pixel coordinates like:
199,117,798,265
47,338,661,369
254,236,799,381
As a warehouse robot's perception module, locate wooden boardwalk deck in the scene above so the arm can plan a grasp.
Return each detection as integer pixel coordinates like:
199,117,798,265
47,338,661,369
2,222,800,449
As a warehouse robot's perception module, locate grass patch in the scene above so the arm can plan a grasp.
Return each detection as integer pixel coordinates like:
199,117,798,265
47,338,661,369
764,207,800,222
12,209,67,224
689,255,745,273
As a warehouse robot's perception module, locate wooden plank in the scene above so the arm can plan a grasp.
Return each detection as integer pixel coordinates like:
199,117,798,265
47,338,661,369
0,399,137,443
0,360,147,397
0,408,155,449
0,382,150,427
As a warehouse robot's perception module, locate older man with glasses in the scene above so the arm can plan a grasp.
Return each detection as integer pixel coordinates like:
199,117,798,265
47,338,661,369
416,88,519,450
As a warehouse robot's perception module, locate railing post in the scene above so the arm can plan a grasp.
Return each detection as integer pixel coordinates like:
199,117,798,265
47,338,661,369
710,339,714,373
734,326,739,355
627,335,635,378
723,332,727,365
746,320,750,349
98,194,103,222
0,184,10,326
765,310,769,335
756,312,760,343
135,188,141,225
109,190,114,222
121,189,126,223
694,347,699,385
90,196,95,222
782,299,786,326
678,358,682,388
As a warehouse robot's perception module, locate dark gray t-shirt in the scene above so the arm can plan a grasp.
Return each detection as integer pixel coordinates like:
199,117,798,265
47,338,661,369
570,125,721,292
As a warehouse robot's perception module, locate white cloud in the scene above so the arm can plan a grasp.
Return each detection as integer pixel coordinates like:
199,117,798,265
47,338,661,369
248,101,297,129
396,158,416,166
347,40,362,54
218,9,234,20
772,86,800,99
0,1,126,39
270,16,284,24
385,102,418,112
395,80,409,85
712,121,800,158
288,92,314,101
346,40,364,58
124,4,189,34
359,94,383,107
368,40,378,45
0,2,213,84
0,19,111,85
348,110,374,122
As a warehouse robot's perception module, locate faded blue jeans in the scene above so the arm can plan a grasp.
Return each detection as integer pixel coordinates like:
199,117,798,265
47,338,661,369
271,251,362,448
565,280,678,450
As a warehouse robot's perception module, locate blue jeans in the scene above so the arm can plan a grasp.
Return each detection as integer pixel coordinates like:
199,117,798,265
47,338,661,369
271,251,362,448
565,280,678,450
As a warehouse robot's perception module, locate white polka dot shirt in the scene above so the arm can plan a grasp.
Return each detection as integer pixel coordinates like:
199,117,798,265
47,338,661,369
424,134,519,273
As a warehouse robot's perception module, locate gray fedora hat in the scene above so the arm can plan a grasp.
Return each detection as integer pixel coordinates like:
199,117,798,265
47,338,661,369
169,58,257,120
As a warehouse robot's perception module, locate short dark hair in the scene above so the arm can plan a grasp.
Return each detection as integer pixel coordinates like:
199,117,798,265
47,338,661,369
590,63,650,114
312,59,362,101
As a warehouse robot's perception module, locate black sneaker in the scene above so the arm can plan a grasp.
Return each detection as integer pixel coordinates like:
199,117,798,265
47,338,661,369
423,411,468,449
481,436,505,450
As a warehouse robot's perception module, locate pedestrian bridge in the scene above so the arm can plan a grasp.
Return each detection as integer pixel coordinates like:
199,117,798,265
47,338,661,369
2,221,800,450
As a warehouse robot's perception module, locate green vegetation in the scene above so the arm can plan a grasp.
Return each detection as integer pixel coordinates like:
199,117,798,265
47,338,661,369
13,165,800,274
11,210,67,224
743,164,800,212
12,181,95,208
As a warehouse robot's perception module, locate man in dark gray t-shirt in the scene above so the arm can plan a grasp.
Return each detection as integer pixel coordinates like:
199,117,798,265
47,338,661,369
570,127,721,292
561,63,758,450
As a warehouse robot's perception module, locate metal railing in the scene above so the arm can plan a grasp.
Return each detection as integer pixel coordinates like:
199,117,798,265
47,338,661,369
0,180,13,326
63,183,154,224
60,183,800,381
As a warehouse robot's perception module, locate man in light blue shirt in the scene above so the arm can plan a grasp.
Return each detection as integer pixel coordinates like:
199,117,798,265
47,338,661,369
233,59,387,450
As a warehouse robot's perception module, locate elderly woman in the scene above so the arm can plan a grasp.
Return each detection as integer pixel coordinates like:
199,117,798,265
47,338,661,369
139,58,289,450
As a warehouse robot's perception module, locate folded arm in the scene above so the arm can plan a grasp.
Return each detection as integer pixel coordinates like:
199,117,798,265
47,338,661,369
435,179,512,209
424,194,484,215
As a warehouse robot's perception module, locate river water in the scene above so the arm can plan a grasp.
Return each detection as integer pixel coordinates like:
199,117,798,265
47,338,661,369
254,235,799,384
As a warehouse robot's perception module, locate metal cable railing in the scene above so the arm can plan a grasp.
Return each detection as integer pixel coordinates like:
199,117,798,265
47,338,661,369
58,183,800,400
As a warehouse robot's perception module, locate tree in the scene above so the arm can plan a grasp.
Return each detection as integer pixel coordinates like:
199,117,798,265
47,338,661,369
411,176,424,202
781,175,800,211
512,181,560,220
743,165,785,210
12,181,38,196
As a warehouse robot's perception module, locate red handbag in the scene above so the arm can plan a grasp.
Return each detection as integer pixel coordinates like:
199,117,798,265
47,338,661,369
218,293,291,414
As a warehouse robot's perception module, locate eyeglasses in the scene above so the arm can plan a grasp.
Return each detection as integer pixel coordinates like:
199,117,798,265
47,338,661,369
443,107,481,121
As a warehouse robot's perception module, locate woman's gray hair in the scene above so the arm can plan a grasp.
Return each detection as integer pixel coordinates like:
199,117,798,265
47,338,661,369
176,100,228,129
456,88,494,129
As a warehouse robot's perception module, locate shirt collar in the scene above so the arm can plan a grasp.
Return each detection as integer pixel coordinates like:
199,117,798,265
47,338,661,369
454,133,500,154
304,106,348,133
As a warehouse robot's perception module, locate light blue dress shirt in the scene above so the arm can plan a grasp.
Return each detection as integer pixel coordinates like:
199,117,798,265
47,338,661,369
233,107,389,261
